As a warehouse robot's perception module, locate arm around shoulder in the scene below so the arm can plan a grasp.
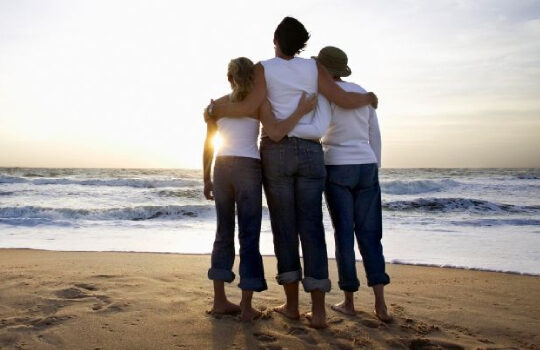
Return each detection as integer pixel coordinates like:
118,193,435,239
317,63,378,109
211,63,267,118
259,93,317,142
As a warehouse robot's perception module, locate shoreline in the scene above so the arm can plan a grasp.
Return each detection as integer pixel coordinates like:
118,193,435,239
2,247,538,277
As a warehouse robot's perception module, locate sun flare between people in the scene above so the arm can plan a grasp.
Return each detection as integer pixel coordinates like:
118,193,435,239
212,133,223,152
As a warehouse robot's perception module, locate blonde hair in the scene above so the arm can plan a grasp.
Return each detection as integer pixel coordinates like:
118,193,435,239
227,57,255,102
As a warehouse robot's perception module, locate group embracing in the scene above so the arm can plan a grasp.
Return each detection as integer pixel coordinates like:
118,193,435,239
202,16,390,329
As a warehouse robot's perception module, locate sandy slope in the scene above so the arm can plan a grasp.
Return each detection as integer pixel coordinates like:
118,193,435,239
0,249,538,349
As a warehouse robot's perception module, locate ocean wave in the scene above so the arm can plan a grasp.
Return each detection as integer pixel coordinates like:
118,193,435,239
381,179,460,195
157,189,203,198
388,259,539,276
0,205,214,222
0,175,200,188
450,218,540,227
0,191,14,196
383,197,540,213
515,173,538,180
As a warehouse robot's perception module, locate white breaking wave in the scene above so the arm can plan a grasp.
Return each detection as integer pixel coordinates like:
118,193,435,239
0,175,200,188
450,218,540,227
0,205,214,222
389,259,539,276
381,179,460,195
383,197,540,213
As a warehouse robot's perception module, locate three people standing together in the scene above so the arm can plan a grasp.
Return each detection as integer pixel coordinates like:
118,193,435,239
203,16,390,328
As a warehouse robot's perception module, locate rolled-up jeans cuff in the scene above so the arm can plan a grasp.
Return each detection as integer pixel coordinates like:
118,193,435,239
275,269,302,285
302,277,331,293
338,280,360,292
208,268,235,283
238,278,268,292
367,273,390,287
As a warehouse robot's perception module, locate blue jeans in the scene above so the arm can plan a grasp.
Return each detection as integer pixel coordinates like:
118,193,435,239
260,137,331,293
325,163,390,292
208,156,267,292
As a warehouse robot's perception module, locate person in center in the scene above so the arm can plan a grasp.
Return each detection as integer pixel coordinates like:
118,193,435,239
206,17,378,328
203,57,317,321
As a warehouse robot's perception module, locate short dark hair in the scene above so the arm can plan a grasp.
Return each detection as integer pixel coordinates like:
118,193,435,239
274,17,310,57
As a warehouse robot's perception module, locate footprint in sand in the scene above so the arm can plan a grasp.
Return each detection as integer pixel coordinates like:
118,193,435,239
286,326,309,336
260,345,282,350
408,337,465,350
55,288,89,299
385,338,409,349
92,274,120,279
359,318,380,328
75,283,98,291
328,317,344,325
253,331,277,342
29,316,71,331
331,340,354,350
285,326,317,345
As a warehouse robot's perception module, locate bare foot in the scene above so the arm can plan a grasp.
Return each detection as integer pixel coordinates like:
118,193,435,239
273,303,300,320
374,304,392,323
211,300,241,315
240,306,262,322
331,301,356,316
305,311,327,329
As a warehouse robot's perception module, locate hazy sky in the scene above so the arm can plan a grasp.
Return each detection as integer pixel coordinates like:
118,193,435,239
1,0,539,168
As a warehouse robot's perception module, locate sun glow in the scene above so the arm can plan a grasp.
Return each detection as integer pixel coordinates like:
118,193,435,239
212,133,223,152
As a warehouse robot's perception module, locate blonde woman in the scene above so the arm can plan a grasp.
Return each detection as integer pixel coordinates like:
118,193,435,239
203,57,316,321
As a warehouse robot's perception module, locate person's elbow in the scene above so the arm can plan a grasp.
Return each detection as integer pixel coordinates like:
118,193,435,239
265,125,288,142
267,130,286,142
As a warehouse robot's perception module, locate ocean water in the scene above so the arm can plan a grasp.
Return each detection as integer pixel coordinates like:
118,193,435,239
0,167,539,275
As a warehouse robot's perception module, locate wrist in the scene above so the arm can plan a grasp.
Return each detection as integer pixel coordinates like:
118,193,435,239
206,103,215,118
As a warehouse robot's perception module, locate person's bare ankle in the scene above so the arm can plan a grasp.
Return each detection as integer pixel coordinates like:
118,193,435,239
273,303,300,320
240,304,262,321
331,300,356,316
374,301,392,322
211,299,241,315
305,311,327,329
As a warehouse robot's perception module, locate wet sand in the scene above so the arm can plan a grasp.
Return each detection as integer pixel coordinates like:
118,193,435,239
0,249,538,349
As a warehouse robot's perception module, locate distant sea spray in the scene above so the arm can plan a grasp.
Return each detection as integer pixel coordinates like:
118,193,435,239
0,175,200,189
1,167,539,274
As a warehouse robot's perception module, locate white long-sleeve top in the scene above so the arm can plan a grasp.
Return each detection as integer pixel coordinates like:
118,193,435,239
321,81,381,167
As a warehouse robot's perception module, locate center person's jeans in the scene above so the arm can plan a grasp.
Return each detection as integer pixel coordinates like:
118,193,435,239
208,156,267,292
260,136,331,293
324,163,390,291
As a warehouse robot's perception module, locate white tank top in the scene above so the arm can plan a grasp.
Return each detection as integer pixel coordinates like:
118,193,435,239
216,117,260,159
260,57,318,138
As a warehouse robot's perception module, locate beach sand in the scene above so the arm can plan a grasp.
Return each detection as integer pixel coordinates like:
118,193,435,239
0,249,538,350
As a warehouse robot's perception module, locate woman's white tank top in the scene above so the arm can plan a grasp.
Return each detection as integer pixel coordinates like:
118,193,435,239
216,117,260,159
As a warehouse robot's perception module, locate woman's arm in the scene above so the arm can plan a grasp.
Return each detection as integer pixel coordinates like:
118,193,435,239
208,63,267,118
317,62,378,109
202,121,218,200
287,94,333,140
259,93,317,142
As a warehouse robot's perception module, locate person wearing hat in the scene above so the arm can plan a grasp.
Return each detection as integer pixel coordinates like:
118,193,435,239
206,17,378,329
314,46,392,322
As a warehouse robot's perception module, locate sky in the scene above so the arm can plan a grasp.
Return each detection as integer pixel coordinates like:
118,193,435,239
1,0,539,168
